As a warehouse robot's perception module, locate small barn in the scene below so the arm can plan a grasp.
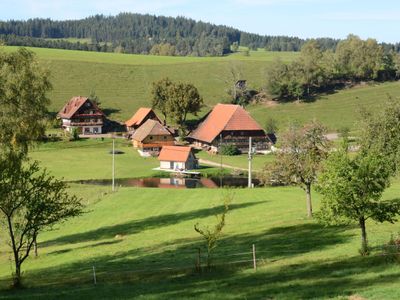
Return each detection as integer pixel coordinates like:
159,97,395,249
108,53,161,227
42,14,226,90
131,119,175,154
125,108,161,132
58,96,105,134
188,103,269,153
158,146,198,171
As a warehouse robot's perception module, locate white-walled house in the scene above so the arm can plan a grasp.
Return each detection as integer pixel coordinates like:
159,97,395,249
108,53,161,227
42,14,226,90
158,146,198,171
58,96,105,134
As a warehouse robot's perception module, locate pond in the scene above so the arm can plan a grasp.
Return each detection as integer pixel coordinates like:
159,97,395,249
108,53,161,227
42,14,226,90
74,176,261,189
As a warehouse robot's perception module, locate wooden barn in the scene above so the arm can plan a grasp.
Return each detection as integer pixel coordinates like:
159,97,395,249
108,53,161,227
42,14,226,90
131,119,175,154
158,146,198,171
125,108,161,132
189,103,269,153
58,96,105,134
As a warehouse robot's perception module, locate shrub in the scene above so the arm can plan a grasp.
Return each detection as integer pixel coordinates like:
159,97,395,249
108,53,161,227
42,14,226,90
383,234,400,263
220,144,240,156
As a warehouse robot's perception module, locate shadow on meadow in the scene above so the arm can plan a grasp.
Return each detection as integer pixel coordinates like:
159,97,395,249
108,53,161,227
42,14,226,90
41,201,265,248
0,221,373,300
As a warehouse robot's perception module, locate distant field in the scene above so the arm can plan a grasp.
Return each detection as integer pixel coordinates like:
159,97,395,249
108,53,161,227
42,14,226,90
2,46,400,131
2,46,296,122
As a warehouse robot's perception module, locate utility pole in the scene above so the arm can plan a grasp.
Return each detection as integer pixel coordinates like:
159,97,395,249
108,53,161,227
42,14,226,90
219,134,223,188
248,137,253,188
112,136,115,192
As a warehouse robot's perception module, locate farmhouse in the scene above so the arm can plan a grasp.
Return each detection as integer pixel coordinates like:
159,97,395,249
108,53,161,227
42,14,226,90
58,96,105,134
131,119,175,154
158,146,198,171
125,107,161,132
189,103,269,152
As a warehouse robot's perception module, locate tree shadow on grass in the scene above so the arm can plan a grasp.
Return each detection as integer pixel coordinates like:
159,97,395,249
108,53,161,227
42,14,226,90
0,222,360,298
41,201,265,248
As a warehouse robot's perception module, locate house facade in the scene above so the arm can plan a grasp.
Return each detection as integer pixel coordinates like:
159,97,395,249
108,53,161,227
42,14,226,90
131,119,175,154
189,103,269,153
58,96,105,134
158,146,198,171
125,108,161,132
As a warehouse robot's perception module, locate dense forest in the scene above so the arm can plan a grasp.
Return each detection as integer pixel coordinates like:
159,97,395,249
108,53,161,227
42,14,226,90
0,13,357,56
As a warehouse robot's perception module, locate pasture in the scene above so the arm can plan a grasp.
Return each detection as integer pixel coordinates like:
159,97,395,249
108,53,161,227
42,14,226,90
4,45,400,131
0,139,399,299
0,183,399,299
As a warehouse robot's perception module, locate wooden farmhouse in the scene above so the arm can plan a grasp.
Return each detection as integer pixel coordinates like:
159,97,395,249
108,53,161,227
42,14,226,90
125,107,161,132
58,96,105,134
158,146,198,171
131,119,175,154
189,103,269,153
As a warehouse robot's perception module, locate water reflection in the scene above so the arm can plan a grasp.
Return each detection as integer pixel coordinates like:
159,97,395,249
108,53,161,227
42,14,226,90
75,177,260,189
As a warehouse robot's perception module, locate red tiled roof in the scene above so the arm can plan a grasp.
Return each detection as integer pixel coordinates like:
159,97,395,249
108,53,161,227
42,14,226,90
132,119,172,142
58,96,104,119
125,108,159,127
189,104,264,143
158,146,194,162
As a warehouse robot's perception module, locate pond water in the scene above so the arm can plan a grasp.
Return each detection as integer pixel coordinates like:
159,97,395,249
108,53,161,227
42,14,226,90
74,176,261,189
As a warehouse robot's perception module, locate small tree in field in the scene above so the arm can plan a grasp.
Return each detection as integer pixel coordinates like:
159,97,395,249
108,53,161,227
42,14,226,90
317,149,400,255
260,121,330,217
194,192,232,269
0,154,83,287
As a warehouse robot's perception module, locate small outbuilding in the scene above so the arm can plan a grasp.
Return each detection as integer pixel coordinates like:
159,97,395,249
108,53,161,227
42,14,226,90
125,107,161,132
158,146,198,171
131,119,175,154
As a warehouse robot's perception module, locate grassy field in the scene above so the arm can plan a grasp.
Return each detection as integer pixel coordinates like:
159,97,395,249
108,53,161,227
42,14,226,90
196,150,275,171
0,184,399,299
0,139,398,299
3,46,400,131
2,46,297,122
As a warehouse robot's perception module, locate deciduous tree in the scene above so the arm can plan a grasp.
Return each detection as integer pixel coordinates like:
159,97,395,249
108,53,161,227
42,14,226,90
260,121,330,217
317,149,400,255
0,47,52,154
0,155,83,287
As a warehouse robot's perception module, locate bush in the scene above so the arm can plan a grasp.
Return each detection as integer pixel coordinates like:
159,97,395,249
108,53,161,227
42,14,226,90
383,234,400,263
220,144,240,156
69,128,80,141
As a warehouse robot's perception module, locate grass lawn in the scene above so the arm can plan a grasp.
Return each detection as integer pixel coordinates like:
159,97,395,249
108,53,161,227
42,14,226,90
248,81,400,131
196,150,275,171
0,185,399,299
3,46,400,132
29,138,160,181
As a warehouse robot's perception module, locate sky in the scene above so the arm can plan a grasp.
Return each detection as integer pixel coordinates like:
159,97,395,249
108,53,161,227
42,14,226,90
0,0,399,43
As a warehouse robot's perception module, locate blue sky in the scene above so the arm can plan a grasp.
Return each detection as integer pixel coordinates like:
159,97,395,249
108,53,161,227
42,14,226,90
1,0,399,43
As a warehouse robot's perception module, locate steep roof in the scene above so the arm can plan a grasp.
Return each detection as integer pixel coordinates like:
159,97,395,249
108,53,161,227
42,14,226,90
189,104,264,143
58,96,103,119
125,107,159,127
132,119,172,142
158,146,194,162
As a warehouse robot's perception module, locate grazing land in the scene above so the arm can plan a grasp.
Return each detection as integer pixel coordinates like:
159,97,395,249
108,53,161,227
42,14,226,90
4,46,400,131
0,182,399,299
1,46,400,299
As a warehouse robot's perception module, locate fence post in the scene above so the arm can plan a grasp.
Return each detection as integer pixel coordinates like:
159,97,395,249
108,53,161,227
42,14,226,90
252,244,257,271
93,265,97,285
196,248,201,272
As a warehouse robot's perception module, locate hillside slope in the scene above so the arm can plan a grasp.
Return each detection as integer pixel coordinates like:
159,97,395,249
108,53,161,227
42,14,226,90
3,46,400,130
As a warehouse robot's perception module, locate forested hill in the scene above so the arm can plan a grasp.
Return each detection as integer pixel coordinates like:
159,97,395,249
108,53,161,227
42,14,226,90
1,13,399,56
0,13,340,56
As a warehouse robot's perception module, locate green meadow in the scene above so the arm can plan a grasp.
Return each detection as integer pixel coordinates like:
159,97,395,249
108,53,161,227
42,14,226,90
3,46,400,131
0,139,398,299
1,47,400,299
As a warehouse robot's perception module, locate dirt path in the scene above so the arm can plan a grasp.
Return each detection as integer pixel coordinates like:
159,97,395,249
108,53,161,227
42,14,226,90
198,159,247,171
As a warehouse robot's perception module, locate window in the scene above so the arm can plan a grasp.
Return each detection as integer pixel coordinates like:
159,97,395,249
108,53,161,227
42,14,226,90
164,136,167,139
149,136,153,140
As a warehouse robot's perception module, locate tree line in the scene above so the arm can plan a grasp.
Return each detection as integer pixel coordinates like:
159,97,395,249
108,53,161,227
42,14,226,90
3,13,397,56
266,35,400,101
